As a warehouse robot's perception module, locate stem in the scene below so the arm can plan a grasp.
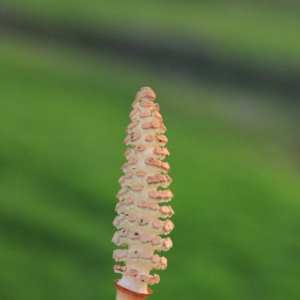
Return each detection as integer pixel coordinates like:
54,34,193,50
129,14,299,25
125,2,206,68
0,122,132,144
115,280,152,300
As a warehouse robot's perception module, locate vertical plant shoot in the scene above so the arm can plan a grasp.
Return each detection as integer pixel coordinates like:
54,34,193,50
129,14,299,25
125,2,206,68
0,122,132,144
112,87,174,299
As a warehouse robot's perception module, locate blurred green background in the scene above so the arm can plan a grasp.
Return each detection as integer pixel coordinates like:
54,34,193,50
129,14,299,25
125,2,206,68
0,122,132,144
1,1,300,299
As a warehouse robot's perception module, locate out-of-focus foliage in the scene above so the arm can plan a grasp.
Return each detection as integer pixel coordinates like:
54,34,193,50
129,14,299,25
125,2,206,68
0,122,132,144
5,0,300,69
1,1,300,300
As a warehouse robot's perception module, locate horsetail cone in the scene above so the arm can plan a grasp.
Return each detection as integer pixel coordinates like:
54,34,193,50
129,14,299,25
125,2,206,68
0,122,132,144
112,87,174,299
